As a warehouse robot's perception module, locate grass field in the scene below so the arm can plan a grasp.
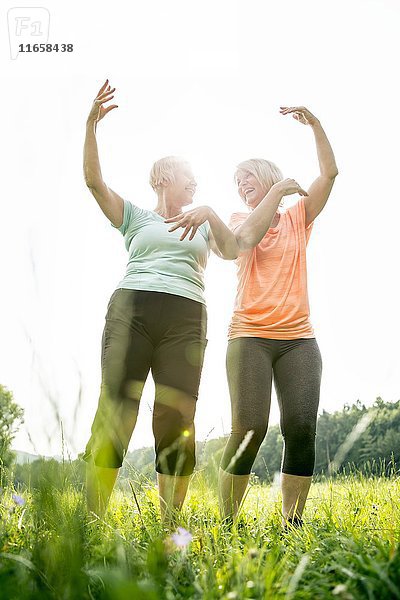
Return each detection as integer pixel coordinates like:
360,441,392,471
0,466,399,599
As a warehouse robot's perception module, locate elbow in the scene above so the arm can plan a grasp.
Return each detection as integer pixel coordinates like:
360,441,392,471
236,233,257,252
228,240,240,260
83,169,94,188
218,236,240,260
83,164,102,190
219,242,239,260
224,249,239,260
326,167,339,180
84,174,102,191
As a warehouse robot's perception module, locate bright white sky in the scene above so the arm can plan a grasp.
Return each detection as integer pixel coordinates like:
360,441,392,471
1,0,399,459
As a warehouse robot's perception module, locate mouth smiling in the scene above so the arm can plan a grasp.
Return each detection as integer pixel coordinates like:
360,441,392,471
244,187,255,199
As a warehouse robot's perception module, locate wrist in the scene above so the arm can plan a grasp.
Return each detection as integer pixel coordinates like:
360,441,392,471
310,118,322,129
86,118,97,129
270,182,285,198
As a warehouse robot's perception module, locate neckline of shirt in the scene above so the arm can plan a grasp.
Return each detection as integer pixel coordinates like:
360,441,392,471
151,210,167,220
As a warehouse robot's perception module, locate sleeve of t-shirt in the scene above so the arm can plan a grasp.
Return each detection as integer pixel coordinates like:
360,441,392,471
288,198,314,244
111,200,149,249
201,221,211,252
228,212,248,231
110,200,139,234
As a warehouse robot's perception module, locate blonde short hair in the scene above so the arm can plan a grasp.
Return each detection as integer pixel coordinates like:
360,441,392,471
149,156,189,192
235,158,283,200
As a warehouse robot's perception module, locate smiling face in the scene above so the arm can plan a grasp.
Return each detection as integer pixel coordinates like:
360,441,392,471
167,162,197,208
235,159,284,210
236,169,265,208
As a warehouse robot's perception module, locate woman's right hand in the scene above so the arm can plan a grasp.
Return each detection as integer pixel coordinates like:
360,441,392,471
87,79,118,125
273,178,308,197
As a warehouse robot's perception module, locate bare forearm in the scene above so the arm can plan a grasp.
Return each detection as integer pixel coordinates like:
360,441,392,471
83,120,104,187
208,209,239,259
311,121,338,179
236,186,283,250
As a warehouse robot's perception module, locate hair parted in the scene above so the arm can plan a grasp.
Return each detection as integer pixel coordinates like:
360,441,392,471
235,158,283,199
149,156,189,192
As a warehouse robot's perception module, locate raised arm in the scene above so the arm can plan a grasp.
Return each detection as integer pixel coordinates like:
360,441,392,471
164,206,239,260
83,79,124,228
280,106,339,227
234,179,308,251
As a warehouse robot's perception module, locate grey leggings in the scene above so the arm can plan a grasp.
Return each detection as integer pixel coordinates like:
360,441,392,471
220,337,322,476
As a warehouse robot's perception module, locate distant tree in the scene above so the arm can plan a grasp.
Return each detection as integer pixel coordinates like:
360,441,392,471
120,446,156,481
70,398,400,485
315,398,400,475
196,437,226,485
253,424,283,482
0,384,24,470
14,456,85,491
315,400,368,473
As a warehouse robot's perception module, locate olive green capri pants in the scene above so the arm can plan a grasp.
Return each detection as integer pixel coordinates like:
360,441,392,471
82,289,208,475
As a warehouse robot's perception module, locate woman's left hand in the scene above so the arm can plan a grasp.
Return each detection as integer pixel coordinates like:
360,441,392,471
279,106,320,126
165,206,212,241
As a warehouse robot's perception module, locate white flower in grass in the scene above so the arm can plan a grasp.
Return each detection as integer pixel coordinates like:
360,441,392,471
332,584,348,595
170,527,192,549
12,494,26,506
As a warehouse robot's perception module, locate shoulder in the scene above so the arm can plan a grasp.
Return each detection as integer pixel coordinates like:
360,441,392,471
286,198,304,216
113,200,152,235
286,198,306,224
199,220,211,245
285,198,314,234
124,200,150,220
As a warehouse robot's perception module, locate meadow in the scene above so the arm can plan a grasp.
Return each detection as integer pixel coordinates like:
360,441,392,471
0,463,399,599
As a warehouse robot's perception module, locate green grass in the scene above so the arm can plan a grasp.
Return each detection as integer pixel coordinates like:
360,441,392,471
0,466,399,599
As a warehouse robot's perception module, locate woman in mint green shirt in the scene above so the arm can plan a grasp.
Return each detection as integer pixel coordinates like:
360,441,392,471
82,79,238,522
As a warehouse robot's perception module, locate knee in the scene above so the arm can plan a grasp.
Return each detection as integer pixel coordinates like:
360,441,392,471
232,416,268,444
230,422,268,459
153,399,195,438
221,425,267,475
83,394,140,469
155,431,196,476
153,406,196,476
82,437,125,469
281,420,316,476
282,419,316,446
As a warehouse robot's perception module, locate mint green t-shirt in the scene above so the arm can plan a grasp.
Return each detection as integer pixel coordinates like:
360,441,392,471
113,200,210,305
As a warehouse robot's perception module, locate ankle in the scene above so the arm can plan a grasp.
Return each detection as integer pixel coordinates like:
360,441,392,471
283,515,303,530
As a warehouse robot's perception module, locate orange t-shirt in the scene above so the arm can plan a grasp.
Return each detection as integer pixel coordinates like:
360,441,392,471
228,198,314,340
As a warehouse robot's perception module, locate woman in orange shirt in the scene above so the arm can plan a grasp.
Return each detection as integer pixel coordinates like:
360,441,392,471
219,106,338,527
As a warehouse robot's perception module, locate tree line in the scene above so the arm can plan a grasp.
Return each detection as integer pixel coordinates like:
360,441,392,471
1,382,399,487
116,397,400,483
